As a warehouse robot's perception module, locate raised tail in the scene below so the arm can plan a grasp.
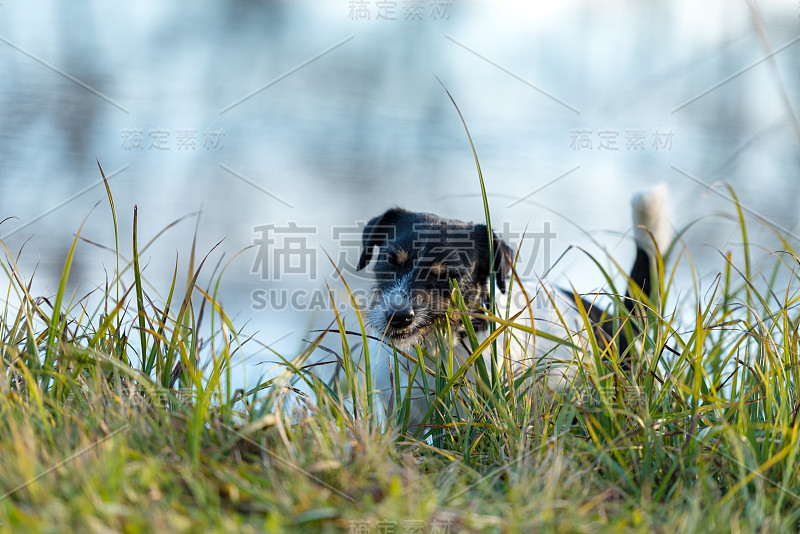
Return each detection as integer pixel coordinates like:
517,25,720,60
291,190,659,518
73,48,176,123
627,183,670,312
570,184,670,360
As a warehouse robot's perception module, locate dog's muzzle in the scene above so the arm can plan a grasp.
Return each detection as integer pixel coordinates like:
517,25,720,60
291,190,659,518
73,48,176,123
367,275,431,346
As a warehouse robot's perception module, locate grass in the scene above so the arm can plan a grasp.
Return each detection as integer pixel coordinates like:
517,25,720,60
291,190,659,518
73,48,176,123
2,160,800,533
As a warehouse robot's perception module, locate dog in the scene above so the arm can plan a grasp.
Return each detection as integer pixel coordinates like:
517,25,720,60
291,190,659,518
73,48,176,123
355,185,670,431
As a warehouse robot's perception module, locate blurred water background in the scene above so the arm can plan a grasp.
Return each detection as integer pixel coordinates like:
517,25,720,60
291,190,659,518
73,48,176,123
0,0,798,390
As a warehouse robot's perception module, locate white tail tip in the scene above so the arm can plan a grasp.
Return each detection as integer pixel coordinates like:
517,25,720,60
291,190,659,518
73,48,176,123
631,183,670,256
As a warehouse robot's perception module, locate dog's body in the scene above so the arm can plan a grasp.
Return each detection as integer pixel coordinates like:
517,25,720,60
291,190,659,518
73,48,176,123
356,185,670,431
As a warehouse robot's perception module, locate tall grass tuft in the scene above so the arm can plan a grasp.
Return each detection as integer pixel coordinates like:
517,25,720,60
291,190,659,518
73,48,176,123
1,158,800,531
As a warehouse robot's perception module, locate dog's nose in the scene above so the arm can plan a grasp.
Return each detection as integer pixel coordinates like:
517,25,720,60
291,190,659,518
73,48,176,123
388,307,415,329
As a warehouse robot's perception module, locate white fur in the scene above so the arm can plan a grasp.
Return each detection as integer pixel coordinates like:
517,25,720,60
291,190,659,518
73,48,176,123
632,183,670,256
369,280,592,431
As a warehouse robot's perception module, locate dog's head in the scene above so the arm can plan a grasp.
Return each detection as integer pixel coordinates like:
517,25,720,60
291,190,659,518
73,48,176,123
356,208,512,348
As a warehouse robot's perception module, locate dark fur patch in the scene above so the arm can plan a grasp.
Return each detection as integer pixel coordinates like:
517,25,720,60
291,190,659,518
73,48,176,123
358,209,512,343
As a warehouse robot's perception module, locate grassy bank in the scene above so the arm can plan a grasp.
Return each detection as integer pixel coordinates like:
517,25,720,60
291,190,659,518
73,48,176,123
1,165,800,533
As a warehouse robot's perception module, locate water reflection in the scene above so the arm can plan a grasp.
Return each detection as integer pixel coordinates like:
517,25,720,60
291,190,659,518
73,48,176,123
0,0,797,389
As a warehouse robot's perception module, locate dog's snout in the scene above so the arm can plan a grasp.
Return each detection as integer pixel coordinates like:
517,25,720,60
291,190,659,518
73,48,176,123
388,307,415,329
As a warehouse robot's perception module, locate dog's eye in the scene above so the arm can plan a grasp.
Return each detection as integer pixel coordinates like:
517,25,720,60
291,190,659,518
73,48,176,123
429,261,466,281
385,249,408,266
430,262,448,277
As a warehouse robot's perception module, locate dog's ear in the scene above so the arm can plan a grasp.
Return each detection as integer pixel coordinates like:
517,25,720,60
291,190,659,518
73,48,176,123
475,224,513,293
357,208,407,271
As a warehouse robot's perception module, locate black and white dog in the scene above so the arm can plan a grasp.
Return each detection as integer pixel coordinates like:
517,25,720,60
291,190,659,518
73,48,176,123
355,185,670,428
